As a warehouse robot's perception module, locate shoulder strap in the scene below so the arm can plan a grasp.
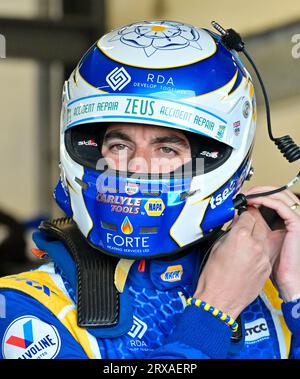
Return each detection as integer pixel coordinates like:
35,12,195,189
0,270,97,359
261,279,291,358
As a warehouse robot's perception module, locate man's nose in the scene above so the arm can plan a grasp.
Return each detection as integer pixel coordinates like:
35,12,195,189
127,157,149,173
127,148,151,173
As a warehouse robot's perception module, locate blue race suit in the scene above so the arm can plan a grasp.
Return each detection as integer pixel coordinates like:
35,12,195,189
0,229,299,359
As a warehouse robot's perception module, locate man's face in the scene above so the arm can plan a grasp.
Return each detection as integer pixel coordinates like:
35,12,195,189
101,123,191,173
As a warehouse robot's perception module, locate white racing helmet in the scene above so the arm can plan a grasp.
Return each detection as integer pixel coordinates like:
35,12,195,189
54,20,257,259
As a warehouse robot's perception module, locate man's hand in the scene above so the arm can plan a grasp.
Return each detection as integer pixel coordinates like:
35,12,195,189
193,209,281,319
245,186,300,302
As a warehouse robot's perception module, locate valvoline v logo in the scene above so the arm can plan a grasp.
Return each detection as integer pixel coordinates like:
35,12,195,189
161,265,183,282
3,316,61,359
6,319,34,349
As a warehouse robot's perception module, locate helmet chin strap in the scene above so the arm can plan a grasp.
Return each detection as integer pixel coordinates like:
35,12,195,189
212,22,300,209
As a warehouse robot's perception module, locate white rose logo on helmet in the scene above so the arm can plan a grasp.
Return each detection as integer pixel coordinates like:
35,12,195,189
108,21,202,57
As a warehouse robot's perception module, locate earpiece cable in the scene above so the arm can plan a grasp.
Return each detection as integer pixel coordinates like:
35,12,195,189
211,21,300,207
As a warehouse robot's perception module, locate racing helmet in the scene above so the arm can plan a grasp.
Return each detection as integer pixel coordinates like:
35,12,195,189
54,20,257,259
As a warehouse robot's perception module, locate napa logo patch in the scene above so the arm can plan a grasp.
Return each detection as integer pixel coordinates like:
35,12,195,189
161,265,183,282
245,318,270,344
2,316,61,359
144,199,165,216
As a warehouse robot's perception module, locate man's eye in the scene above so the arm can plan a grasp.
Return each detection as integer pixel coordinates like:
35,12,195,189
110,144,128,151
160,146,176,154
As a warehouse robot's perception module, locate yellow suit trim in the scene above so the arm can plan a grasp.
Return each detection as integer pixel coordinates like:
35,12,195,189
114,259,135,293
0,270,95,359
263,279,291,358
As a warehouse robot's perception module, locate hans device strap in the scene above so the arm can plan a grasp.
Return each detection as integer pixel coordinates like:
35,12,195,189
39,217,119,328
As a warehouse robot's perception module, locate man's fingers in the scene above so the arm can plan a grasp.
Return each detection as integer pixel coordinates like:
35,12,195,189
246,196,300,231
231,210,256,235
245,186,300,207
247,207,270,240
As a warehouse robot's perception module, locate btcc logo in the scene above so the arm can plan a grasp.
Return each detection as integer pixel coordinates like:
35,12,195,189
106,66,131,91
128,316,147,339
245,318,270,343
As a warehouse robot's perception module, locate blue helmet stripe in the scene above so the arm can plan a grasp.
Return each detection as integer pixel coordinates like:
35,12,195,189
78,43,246,99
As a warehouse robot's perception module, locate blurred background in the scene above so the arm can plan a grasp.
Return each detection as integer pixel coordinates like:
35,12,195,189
0,0,299,274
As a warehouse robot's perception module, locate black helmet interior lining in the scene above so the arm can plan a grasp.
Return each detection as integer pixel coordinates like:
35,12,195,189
65,123,233,174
